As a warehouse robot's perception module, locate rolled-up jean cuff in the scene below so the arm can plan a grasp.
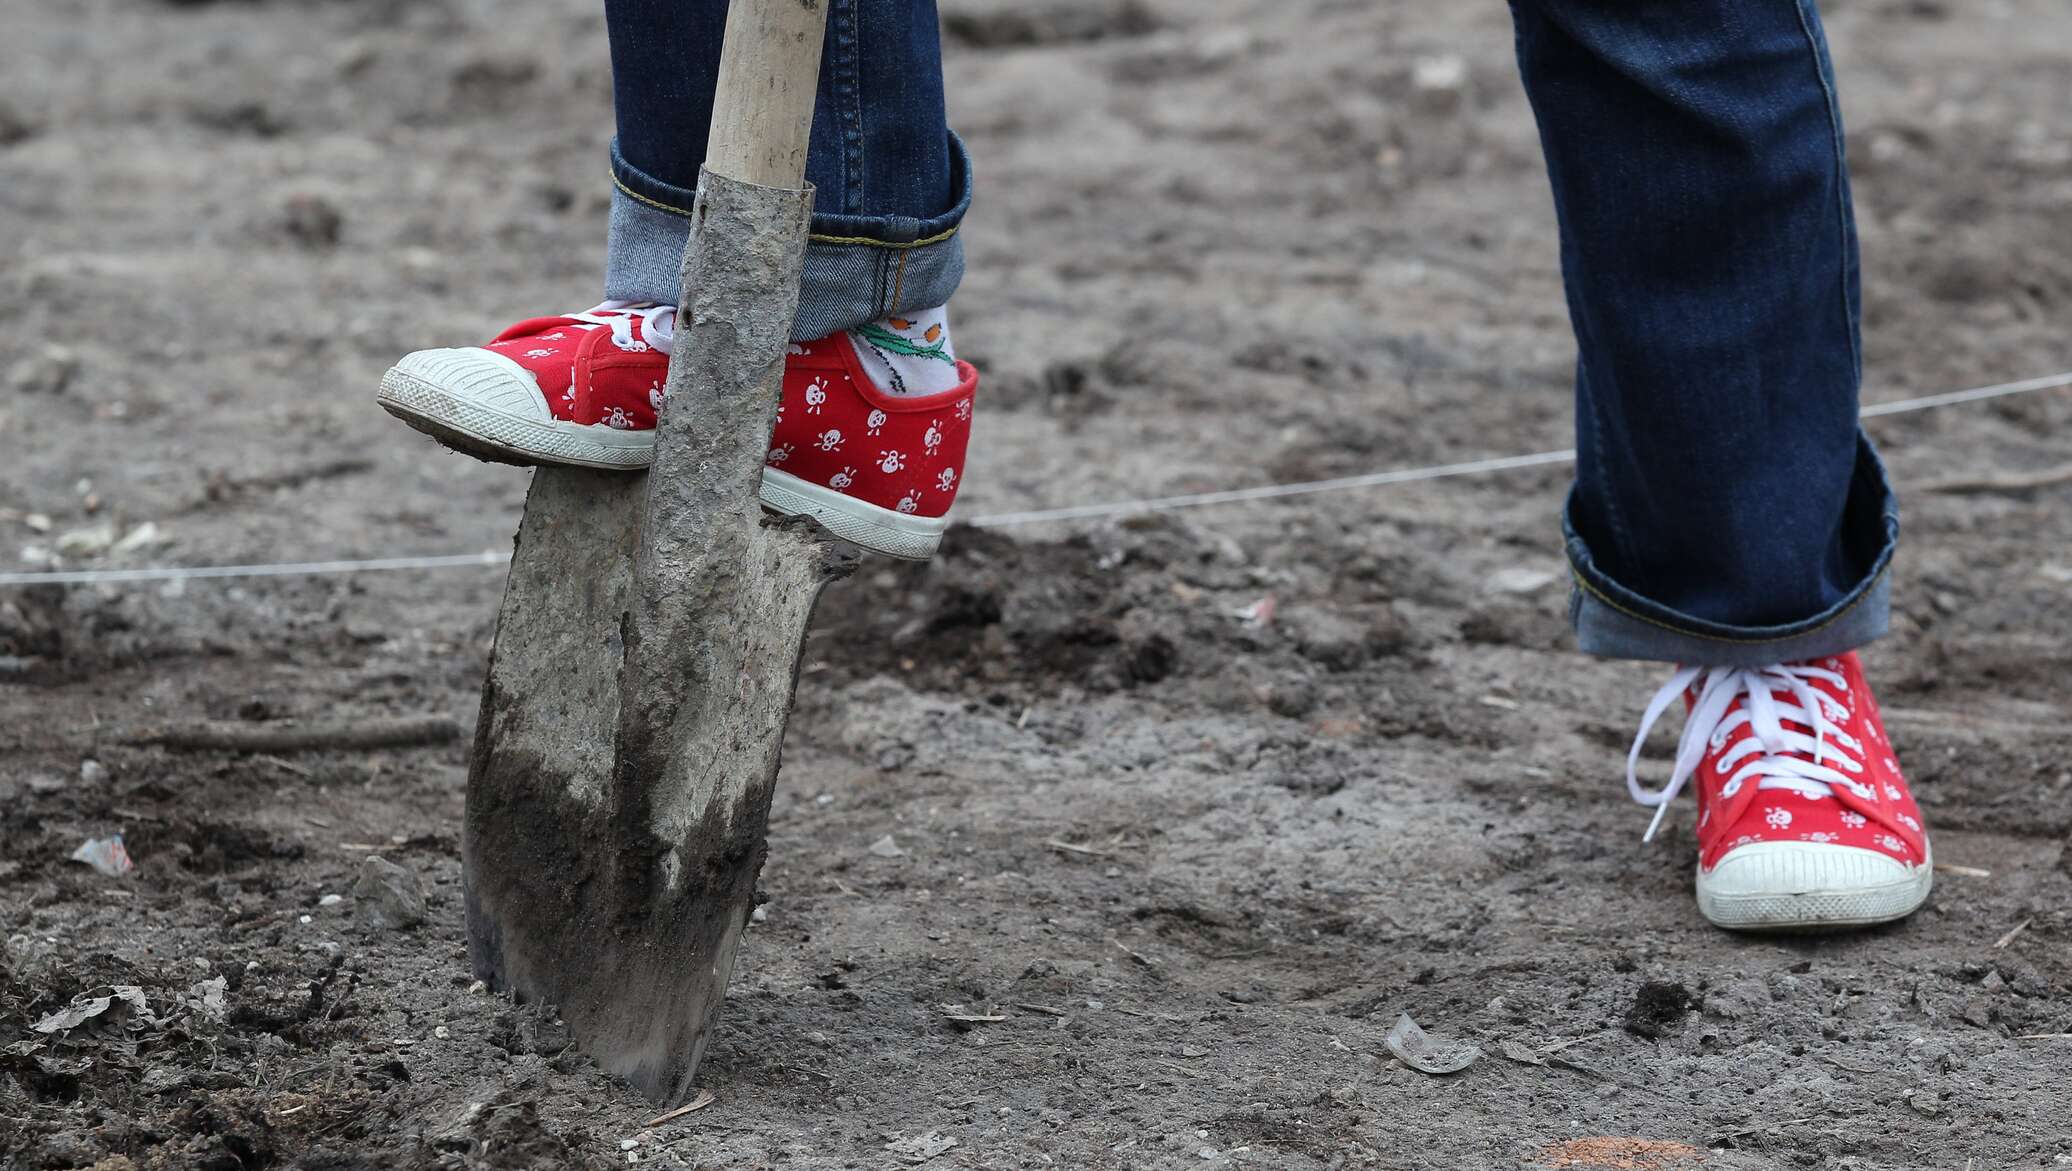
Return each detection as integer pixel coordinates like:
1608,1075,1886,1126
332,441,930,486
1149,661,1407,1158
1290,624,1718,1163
604,133,972,341
1565,439,1901,667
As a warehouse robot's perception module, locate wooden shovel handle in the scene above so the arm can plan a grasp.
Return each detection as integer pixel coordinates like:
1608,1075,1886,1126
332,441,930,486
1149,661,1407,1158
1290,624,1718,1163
706,0,830,189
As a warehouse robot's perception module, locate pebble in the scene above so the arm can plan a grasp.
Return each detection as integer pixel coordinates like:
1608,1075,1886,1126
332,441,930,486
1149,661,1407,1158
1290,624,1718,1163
352,855,428,930
434,1025,450,1040
318,894,343,908
79,760,105,784
55,521,116,557
867,834,905,858
7,344,77,396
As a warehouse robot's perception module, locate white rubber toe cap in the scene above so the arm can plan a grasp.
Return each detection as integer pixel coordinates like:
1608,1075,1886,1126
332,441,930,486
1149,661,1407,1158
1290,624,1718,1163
1697,840,1931,932
390,347,554,421
377,347,654,470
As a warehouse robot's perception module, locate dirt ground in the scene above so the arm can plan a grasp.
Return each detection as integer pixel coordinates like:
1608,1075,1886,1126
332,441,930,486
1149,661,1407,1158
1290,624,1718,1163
4,0,2071,1167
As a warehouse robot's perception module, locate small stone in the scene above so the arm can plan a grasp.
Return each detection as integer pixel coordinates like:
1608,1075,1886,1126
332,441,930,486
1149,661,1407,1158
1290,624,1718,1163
318,894,344,908
749,905,768,924
1485,566,1558,595
434,1025,450,1040
867,834,905,858
468,980,487,995
352,855,428,930
55,521,117,557
27,774,65,795
1410,54,1468,112
8,344,77,395
111,522,167,555
298,914,313,925
619,1139,639,1151
281,193,343,249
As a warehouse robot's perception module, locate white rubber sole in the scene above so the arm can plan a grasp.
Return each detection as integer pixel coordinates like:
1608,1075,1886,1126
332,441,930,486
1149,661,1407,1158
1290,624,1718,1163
378,365,947,560
1695,840,1932,932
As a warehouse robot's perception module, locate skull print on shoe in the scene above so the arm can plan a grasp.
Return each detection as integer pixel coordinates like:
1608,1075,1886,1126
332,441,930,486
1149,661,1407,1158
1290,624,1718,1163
376,302,978,559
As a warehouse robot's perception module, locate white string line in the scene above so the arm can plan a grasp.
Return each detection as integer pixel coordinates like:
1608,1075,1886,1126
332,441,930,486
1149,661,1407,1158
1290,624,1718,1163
0,552,510,588
2,367,2066,589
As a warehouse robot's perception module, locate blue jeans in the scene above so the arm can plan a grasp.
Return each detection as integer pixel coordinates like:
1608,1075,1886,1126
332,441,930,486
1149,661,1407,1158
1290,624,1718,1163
603,0,1895,668
1511,0,1897,666
602,0,970,340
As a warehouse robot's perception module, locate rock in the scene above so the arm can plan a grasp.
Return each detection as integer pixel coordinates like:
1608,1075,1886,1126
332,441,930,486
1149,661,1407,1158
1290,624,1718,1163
281,193,343,249
1484,566,1558,595
7,343,76,395
1410,54,1468,112
55,521,116,557
867,834,906,858
79,760,107,784
0,100,38,147
110,522,168,555
352,855,427,930
1283,603,1408,671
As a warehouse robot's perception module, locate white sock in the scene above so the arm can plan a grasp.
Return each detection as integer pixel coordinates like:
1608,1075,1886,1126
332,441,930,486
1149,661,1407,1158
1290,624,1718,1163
846,305,962,397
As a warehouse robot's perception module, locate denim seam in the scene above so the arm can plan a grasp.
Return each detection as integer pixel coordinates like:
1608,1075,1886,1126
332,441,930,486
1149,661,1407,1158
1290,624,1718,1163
1567,559,1888,646
1584,385,1638,572
610,172,962,249
1794,0,1862,385
831,0,864,216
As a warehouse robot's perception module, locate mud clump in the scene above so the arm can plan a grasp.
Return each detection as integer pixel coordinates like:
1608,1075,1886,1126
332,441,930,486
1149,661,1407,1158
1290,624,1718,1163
1623,980,1693,1039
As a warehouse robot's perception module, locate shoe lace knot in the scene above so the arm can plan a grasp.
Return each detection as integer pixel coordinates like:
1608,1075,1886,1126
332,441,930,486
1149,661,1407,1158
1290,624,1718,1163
1626,661,1862,842
569,300,675,357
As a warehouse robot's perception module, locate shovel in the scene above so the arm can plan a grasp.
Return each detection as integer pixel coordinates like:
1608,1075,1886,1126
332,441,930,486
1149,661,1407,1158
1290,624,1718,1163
460,0,843,1105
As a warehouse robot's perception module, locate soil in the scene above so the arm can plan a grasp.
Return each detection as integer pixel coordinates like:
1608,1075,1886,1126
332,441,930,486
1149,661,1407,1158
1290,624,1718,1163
4,0,2072,1168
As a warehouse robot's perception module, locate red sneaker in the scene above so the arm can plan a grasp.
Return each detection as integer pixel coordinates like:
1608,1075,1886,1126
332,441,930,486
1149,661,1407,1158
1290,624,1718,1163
376,302,978,559
1626,653,1932,931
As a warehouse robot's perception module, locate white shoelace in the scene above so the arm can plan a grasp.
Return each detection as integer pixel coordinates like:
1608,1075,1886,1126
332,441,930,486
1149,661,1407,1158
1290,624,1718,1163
568,300,676,356
1625,662,1866,842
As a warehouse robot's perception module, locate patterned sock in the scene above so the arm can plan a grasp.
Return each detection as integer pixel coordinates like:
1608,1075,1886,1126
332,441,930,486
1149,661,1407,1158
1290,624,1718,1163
846,305,962,397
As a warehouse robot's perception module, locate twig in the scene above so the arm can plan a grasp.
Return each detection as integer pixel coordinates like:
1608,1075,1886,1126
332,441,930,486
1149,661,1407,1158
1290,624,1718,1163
940,1005,1007,1023
1154,1059,1208,1080
643,1089,716,1127
1015,1003,1067,1017
123,716,461,754
1112,938,1162,974
1045,838,1113,858
1993,918,2032,950
1112,1005,1190,1023
2015,1033,2072,1041
1923,463,2072,496
1933,862,1992,879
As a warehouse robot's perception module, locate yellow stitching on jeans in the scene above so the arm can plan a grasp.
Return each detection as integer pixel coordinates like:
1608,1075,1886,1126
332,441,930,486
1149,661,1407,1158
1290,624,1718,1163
890,250,908,307
809,225,960,248
612,173,960,248
1567,561,1887,646
613,174,696,217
